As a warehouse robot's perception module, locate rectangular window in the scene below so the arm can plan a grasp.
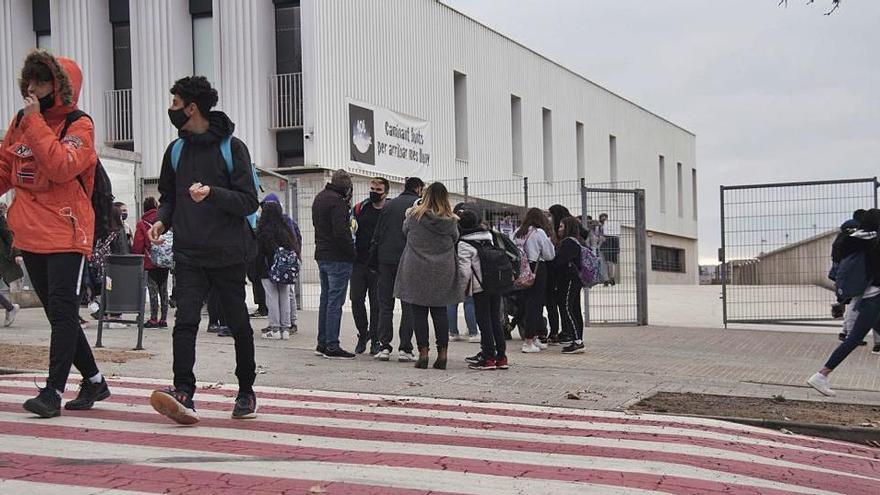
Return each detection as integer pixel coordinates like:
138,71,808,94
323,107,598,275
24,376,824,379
677,162,684,218
275,4,302,74
542,108,553,181
33,0,50,48
511,95,523,175
111,23,132,89
692,168,698,221
192,15,214,80
576,121,585,179
453,71,468,161
609,135,618,184
658,155,666,213
652,245,686,273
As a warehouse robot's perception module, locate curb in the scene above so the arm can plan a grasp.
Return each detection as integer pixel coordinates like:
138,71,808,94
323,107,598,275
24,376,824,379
633,410,880,446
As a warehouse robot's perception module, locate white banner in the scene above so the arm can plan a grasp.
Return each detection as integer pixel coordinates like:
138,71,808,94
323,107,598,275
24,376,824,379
348,99,431,178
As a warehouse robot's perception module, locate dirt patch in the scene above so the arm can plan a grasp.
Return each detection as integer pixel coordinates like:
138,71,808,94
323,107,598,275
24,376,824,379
631,392,880,428
0,343,152,372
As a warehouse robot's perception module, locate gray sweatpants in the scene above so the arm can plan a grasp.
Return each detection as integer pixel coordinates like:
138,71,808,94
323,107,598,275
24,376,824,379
262,279,291,329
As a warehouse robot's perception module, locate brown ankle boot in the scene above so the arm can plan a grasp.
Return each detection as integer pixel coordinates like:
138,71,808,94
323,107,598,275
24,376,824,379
433,346,448,370
415,347,429,369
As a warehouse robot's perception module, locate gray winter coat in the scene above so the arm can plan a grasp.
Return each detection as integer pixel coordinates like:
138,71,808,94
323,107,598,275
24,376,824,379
394,211,462,307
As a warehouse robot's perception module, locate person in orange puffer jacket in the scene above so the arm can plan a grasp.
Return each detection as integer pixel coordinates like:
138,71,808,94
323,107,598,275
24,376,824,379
0,50,110,418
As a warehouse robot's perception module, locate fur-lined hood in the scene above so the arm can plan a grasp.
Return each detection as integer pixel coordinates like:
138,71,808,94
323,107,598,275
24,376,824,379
18,49,80,110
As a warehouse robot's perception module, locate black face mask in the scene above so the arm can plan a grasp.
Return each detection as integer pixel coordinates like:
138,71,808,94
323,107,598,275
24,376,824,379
38,93,54,112
369,192,385,204
168,107,190,130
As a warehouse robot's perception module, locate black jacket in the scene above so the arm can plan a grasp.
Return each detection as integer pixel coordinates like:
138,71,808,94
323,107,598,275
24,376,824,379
156,112,259,267
553,237,583,283
312,184,356,262
370,190,421,266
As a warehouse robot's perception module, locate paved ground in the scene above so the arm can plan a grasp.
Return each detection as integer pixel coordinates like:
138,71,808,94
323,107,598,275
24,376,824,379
1,306,879,412
0,374,877,494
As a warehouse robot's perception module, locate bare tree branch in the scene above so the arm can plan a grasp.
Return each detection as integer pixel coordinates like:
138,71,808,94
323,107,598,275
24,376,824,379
779,0,842,15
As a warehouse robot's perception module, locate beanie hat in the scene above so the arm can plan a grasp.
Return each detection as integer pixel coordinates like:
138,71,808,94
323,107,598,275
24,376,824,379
331,169,352,191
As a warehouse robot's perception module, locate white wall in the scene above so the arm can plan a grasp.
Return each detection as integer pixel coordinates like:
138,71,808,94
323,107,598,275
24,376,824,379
302,0,697,240
0,0,35,130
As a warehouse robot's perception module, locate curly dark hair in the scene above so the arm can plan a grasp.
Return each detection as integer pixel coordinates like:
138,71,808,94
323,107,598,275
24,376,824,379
169,76,218,116
257,202,298,256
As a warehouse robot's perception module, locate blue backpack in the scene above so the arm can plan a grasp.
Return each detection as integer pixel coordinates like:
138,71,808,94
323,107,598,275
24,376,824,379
834,251,871,302
170,136,261,229
269,246,300,284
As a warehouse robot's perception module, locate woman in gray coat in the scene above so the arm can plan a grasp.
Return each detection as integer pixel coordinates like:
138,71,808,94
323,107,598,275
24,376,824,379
394,182,461,369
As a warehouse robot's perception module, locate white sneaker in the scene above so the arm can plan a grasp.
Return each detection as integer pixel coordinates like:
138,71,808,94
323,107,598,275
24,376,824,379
4,303,20,327
521,341,541,353
468,334,481,343
281,330,290,340
807,372,836,397
534,339,549,350
262,329,282,340
375,349,391,361
398,350,416,362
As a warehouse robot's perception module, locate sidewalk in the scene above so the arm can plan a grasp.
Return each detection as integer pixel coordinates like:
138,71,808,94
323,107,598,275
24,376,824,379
1,307,879,410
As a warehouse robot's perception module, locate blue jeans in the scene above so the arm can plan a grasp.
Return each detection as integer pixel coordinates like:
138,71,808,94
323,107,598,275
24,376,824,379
317,261,353,350
448,296,478,336
826,294,880,370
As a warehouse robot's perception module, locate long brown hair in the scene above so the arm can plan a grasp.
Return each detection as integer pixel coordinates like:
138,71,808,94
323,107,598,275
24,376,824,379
560,216,584,244
515,207,551,239
410,182,455,220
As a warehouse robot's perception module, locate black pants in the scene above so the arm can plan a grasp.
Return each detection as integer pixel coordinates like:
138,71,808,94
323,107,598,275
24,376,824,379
376,263,414,352
23,252,99,392
474,292,505,360
173,262,255,397
522,262,548,339
545,272,560,339
350,262,379,342
558,277,584,343
247,259,266,312
207,287,224,326
412,304,450,350
147,268,169,321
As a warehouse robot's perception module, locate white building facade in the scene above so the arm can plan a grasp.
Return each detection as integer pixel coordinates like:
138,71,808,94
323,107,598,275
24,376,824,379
0,0,698,284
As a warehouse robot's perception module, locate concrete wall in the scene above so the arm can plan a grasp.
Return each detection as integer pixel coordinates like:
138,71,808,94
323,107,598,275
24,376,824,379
728,232,835,290
647,231,699,285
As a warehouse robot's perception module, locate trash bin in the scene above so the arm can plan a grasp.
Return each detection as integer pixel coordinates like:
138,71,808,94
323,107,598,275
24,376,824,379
96,254,147,350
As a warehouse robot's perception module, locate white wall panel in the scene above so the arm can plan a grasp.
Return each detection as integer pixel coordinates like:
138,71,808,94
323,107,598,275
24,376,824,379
0,0,35,133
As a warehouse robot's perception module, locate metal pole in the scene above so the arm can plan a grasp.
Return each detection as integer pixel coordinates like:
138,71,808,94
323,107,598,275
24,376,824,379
581,179,591,325
874,177,878,209
463,176,469,203
719,185,728,329
134,268,146,351
290,178,303,309
523,177,529,208
634,189,648,325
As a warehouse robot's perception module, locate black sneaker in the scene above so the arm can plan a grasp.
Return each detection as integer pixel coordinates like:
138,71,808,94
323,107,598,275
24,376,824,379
562,342,586,354
149,387,198,425
464,352,482,364
355,335,368,354
207,324,221,333
314,344,326,356
231,391,258,419
838,332,847,342
873,344,880,355
64,377,111,410
217,326,232,337
322,347,356,360
249,309,268,319
23,388,61,418
369,342,382,356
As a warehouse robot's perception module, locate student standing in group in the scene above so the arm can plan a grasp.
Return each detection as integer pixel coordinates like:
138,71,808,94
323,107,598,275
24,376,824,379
515,208,556,353
256,201,300,340
350,177,389,354
0,50,110,417
394,182,461,369
457,209,508,370
132,197,169,328
312,169,357,359
0,202,22,327
370,177,424,362
148,76,259,423
553,217,587,354
262,193,302,333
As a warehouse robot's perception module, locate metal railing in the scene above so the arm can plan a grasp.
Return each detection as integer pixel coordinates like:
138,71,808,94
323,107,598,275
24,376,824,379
268,72,303,130
103,89,133,143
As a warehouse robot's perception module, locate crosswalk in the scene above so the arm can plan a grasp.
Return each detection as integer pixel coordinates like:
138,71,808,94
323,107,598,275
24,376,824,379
0,374,876,494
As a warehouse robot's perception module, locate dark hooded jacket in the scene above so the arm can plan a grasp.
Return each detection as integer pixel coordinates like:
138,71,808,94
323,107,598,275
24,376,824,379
370,189,421,265
156,111,258,267
312,183,355,262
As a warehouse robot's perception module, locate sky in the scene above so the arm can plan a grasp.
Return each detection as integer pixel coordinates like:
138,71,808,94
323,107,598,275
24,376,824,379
442,0,880,264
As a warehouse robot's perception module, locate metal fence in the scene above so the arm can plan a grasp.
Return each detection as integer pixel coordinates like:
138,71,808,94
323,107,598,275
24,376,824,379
720,178,878,326
291,173,647,326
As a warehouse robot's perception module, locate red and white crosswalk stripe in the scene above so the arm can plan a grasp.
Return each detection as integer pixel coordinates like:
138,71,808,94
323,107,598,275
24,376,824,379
0,374,876,494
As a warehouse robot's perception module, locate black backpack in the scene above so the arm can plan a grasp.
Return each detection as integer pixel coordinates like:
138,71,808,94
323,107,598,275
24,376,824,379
463,238,515,295
14,110,114,241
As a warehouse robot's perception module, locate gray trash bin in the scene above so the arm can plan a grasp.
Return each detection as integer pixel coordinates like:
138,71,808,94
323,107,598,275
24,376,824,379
96,254,147,350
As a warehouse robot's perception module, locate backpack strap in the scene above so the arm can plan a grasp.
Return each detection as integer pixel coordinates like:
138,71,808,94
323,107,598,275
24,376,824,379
170,139,184,171
220,136,233,173
353,199,370,218
56,110,93,193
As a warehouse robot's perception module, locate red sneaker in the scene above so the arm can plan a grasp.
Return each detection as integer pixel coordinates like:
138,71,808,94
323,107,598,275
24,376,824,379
495,356,509,370
468,359,496,371
158,320,168,328
144,319,160,328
